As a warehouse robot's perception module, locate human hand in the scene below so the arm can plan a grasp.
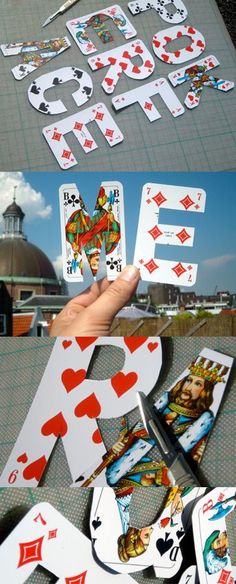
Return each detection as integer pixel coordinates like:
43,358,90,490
50,265,140,337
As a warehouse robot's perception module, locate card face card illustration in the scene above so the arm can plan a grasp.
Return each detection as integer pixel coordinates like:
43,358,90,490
128,0,188,24
28,67,93,115
59,182,126,281
0,502,137,583
192,488,236,584
67,5,137,55
0,37,71,80
134,183,206,286
0,337,162,487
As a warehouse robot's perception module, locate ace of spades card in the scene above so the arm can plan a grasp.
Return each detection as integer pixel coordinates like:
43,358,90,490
192,488,236,584
90,486,206,577
0,502,137,584
59,182,126,282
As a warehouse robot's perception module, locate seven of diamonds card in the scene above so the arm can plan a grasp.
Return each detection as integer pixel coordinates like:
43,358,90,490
59,182,126,282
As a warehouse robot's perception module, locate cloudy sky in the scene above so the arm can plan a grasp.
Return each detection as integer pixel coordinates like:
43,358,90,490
0,171,235,296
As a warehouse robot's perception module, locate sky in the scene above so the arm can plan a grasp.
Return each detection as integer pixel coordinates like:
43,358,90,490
0,171,235,296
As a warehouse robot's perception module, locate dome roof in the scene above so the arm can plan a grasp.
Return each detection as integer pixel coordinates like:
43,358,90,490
0,238,57,280
3,201,25,219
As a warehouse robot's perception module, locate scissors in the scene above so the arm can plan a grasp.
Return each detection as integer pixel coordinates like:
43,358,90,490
137,392,201,488
42,0,80,28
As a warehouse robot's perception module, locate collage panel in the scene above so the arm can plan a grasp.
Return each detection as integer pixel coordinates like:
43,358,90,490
0,0,236,583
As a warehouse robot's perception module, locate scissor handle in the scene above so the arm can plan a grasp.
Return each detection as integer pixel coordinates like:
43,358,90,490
63,0,79,9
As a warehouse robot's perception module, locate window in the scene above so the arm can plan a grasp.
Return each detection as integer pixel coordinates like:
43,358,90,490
20,290,33,301
0,315,6,335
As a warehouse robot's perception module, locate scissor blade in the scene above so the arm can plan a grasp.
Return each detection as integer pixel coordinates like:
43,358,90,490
42,11,60,27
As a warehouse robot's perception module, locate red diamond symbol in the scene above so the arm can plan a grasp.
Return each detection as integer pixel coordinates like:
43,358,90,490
74,122,83,131
144,101,153,110
18,536,44,568
84,139,94,149
52,131,62,141
105,128,114,138
217,570,232,584
188,265,193,270
180,195,194,210
65,571,87,584
146,198,151,204
148,225,163,240
176,228,191,244
62,150,71,160
95,111,105,121
172,262,187,278
144,259,159,274
152,192,167,207
139,259,144,264
48,529,57,539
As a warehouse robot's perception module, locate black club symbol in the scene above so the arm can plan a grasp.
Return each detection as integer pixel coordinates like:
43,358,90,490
106,257,122,270
67,194,80,207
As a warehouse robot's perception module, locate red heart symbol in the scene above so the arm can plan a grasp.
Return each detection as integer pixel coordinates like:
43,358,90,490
164,36,172,43
162,53,170,62
188,94,194,101
132,65,141,74
187,27,196,34
148,342,159,353
111,371,138,398
209,61,215,68
186,46,194,52
104,77,114,86
108,56,117,65
62,340,72,350
144,60,153,68
123,50,132,59
153,39,160,48
74,393,101,419
41,412,68,438
120,61,128,70
75,337,97,351
61,368,87,393
174,50,181,58
95,61,104,69
92,428,103,444
197,40,205,48
124,337,148,353
177,31,183,38
23,456,47,482
17,453,28,464
135,45,143,54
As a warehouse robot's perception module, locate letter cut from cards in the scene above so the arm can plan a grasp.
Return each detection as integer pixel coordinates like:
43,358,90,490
88,39,155,95
0,502,137,584
90,486,205,576
0,37,71,80
59,182,126,281
178,565,199,584
154,348,233,464
134,183,206,285
112,78,185,121
128,0,188,24
152,25,206,65
28,67,93,115
67,4,137,55
42,103,124,169
169,55,234,109
192,488,236,584
0,337,162,487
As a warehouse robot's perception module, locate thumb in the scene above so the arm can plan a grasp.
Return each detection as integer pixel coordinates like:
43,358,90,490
88,265,140,324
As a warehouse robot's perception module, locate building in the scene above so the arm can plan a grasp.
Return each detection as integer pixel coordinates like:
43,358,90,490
148,283,181,305
0,195,62,304
0,281,12,336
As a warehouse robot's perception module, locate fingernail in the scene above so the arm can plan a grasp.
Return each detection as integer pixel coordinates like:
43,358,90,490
119,265,140,282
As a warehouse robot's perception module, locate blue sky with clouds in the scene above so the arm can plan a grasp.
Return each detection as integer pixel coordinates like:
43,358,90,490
0,172,235,295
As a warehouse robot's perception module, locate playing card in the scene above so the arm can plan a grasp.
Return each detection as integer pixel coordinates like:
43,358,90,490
168,55,234,109
154,348,233,463
42,103,124,170
0,337,162,487
0,37,71,80
59,181,126,282
88,39,155,95
28,67,93,115
66,5,137,55
152,25,206,65
112,78,185,121
192,488,236,584
179,566,199,584
0,502,137,583
90,486,205,576
128,0,188,24
133,183,206,285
